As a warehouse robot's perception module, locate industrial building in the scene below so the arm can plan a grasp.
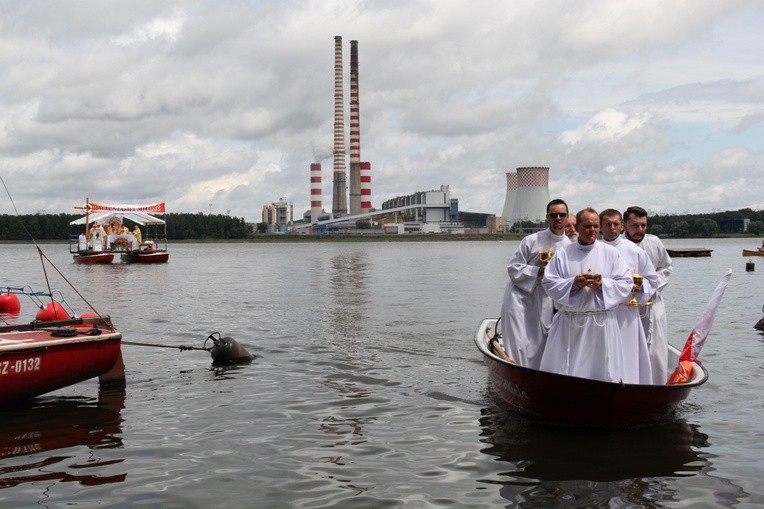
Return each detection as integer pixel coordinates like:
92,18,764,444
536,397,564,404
262,198,291,233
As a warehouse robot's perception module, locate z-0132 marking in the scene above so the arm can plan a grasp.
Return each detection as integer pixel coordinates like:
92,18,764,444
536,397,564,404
0,357,42,375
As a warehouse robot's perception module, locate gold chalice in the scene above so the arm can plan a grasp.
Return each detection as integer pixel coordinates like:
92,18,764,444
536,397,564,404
628,273,643,306
539,249,554,266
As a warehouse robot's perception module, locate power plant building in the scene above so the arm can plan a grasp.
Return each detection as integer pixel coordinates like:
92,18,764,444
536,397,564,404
262,198,291,233
381,185,463,233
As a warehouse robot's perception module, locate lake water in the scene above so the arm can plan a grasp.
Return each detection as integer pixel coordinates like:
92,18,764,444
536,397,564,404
1,238,762,508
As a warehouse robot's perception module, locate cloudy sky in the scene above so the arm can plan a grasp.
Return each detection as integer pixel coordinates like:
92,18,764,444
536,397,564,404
1,0,762,222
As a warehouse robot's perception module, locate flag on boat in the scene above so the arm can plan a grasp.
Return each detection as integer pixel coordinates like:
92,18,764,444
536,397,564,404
668,268,732,385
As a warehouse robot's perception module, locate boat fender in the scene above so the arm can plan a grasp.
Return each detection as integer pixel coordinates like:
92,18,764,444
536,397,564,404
204,332,254,364
0,293,21,314
36,301,71,321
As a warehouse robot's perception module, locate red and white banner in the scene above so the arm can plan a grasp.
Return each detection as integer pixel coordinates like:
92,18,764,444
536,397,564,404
87,202,166,214
668,268,732,384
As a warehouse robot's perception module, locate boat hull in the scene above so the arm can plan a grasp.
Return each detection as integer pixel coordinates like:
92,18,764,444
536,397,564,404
742,249,764,256
666,248,712,257
73,251,114,264
121,250,169,264
0,319,122,406
475,319,707,426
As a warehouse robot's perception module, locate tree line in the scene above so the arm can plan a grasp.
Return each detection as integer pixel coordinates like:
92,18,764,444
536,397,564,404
0,212,252,241
1,207,762,241
510,208,764,237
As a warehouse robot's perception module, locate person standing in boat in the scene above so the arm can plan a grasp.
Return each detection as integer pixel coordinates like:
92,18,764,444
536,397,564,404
623,205,673,385
600,208,658,384
564,214,578,242
499,198,571,368
540,208,633,382
132,225,142,245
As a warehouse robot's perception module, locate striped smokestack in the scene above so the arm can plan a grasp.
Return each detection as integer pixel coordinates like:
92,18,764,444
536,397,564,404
348,39,361,215
332,35,348,216
310,163,322,224
360,161,372,212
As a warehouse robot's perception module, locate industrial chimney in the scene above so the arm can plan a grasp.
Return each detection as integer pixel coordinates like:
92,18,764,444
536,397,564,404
332,36,348,217
348,40,362,216
360,161,372,212
310,163,322,224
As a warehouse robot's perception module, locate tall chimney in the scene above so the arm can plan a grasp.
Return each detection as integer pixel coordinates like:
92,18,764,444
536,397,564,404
332,36,348,217
360,161,372,212
310,163,322,224
348,39,361,216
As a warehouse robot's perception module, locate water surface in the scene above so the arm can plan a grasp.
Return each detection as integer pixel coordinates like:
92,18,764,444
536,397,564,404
1,238,762,508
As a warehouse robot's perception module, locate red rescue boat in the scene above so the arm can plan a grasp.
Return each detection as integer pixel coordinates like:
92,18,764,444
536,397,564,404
475,318,707,426
0,316,122,406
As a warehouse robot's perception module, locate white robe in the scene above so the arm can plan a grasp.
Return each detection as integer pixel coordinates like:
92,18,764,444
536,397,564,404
603,236,658,384
540,241,633,382
633,233,673,384
499,229,571,369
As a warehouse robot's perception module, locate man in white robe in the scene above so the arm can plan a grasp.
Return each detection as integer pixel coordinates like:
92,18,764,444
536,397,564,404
540,208,633,382
600,209,658,384
624,206,673,384
499,199,571,368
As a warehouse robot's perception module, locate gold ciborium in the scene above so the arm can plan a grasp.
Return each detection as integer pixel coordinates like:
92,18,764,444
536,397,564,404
628,273,643,306
582,272,601,286
539,249,554,266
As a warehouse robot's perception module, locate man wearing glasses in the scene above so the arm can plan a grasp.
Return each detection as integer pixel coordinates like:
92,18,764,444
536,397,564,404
499,199,571,368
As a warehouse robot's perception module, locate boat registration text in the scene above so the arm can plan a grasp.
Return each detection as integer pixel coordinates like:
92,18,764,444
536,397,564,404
0,357,42,376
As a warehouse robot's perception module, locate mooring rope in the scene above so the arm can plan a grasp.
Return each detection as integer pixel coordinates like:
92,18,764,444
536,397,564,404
122,340,210,352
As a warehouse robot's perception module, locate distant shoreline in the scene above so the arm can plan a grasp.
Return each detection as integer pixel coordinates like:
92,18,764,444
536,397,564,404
2,232,758,245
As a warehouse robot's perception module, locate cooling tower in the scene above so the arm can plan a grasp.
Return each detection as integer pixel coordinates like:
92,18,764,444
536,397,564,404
510,166,550,224
310,163,322,224
501,171,517,221
332,36,348,216
348,40,362,216
360,161,372,212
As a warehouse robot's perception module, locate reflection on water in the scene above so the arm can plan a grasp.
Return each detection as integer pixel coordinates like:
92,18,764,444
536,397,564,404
0,386,126,489
328,250,370,339
478,401,711,507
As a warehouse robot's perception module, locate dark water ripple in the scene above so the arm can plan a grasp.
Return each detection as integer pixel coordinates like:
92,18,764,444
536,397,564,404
0,239,762,508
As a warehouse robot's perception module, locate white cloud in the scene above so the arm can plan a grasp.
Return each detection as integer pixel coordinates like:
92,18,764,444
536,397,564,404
0,0,762,220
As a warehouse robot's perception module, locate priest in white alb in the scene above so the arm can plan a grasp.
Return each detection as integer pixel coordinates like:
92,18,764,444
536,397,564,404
540,208,633,382
600,208,658,384
499,199,571,369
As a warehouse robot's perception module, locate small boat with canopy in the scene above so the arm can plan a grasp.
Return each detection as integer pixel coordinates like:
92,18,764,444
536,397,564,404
69,199,169,264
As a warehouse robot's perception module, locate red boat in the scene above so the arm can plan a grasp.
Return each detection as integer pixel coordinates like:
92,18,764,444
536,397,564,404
0,316,123,406
475,318,708,426
72,251,115,264
120,245,170,264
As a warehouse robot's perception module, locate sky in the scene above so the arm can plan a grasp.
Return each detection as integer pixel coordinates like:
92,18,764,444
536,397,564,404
0,0,762,223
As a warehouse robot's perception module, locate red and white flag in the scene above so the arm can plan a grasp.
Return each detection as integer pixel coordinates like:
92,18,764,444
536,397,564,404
668,268,732,384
